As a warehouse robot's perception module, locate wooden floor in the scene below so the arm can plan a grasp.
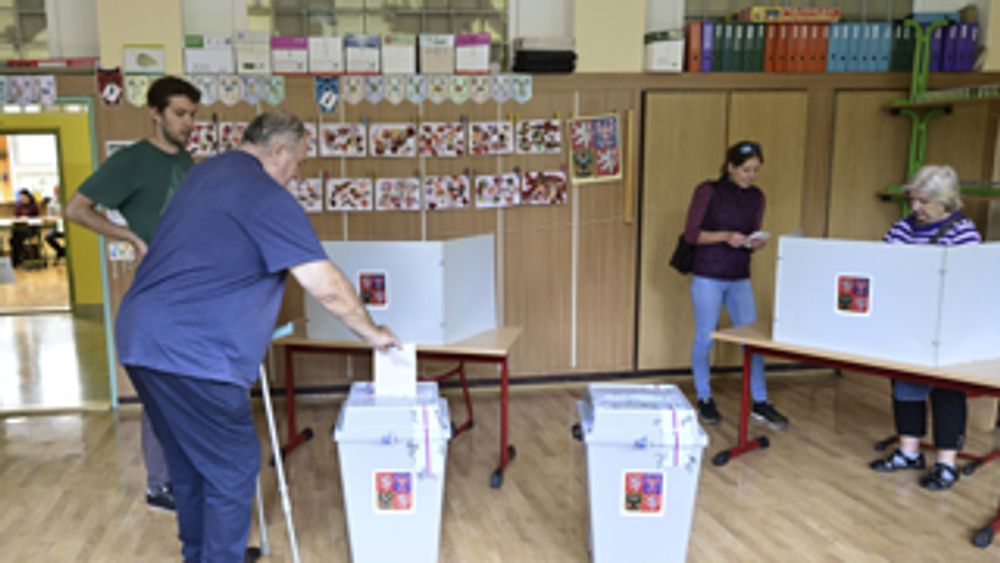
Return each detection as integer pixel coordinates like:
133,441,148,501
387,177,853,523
0,261,71,313
3,371,1000,561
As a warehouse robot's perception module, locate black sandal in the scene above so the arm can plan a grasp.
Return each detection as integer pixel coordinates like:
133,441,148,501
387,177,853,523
920,462,959,491
870,449,925,472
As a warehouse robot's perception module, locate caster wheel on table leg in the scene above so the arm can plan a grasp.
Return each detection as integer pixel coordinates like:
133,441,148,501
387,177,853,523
758,436,770,449
507,444,517,460
302,427,314,440
972,526,994,548
712,450,731,467
962,462,980,476
244,547,262,562
490,470,503,489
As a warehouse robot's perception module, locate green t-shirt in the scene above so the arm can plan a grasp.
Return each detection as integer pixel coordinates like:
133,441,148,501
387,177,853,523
78,139,194,243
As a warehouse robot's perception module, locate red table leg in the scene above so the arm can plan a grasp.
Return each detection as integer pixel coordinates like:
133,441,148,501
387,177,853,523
490,357,516,488
277,346,313,461
712,346,770,467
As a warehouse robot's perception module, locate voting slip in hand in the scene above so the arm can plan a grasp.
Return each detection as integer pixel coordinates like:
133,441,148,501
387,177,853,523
374,343,417,398
743,231,770,248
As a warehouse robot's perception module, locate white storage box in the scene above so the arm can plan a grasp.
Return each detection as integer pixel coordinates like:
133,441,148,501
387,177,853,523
381,33,417,74
512,36,575,51
455,32,491,74
183,35,234,74
419,34,455,74
235,30,271,74
773,237,1000,366
345,34,381,74
308,36,343,74
334,381,452,563
271,36,308,74
644,30,685,73
575,383,708,563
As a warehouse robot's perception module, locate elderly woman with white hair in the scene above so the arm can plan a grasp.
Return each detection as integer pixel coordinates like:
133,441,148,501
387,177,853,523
870,165,981,490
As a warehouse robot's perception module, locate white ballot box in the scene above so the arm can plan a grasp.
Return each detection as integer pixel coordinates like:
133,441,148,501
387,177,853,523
305,234,496,344
334,381,451,563
774,237,1000,366
575,384,708,563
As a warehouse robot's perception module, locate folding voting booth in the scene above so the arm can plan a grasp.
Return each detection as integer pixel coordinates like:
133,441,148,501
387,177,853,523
305,234,496,344
773,237,1000,367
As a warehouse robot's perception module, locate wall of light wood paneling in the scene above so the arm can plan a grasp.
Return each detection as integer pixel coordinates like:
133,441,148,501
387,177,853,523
828,91,911,241
926,103,994,229
637,92,728,370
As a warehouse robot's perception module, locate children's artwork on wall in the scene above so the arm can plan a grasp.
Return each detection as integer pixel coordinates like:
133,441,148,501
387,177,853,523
469,121,513,156
218,122,247,152
521,170,568,206
418,122,466,158
515,119,562,155
326,178,374,211
568,113,622,183
370,123,418,158
475,173,520,208
303,122,318,157
424,175,470,210
105,140,134,159
186,121,218,157
289,177,324,213
375,178,422,211
319,123,367,157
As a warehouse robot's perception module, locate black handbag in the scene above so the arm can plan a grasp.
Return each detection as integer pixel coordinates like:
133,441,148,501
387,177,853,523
669,234,696,274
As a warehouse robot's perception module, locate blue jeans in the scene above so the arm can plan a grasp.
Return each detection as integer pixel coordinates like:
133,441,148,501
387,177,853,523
127,365,260,563
691,275,767,402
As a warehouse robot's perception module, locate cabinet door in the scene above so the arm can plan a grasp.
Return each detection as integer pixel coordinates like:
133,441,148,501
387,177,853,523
637,92,727,369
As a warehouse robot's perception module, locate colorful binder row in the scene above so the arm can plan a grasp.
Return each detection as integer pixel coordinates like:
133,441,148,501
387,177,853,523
684,20,979,73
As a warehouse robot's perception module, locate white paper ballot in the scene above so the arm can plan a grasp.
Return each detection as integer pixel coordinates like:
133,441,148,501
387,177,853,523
744,231,770,248
374,343,417,398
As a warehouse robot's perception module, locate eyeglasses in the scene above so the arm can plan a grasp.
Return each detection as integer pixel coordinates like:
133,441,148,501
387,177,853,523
738,142,760,155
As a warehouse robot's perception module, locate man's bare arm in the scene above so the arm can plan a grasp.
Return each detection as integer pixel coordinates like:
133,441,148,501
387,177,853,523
65,192,148,258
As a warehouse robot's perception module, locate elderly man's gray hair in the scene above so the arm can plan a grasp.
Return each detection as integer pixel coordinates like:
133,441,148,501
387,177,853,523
242,111,305,148
903,165,963,211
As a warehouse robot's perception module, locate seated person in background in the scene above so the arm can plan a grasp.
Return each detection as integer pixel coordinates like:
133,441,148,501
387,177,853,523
870,165,981,491
11,188,40,267
43,187,65,261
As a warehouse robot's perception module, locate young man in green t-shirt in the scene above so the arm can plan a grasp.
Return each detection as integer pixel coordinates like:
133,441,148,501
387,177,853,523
66,75,200,511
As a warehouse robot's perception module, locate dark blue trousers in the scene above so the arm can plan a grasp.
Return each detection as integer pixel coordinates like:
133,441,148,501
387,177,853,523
127,365,260,563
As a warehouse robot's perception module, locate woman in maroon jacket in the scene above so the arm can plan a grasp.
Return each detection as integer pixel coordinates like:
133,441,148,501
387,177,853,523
682,141,788,428
10,189,40,267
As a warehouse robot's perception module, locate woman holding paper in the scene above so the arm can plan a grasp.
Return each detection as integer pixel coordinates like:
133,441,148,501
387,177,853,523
870,164,981,490
682,140,788,428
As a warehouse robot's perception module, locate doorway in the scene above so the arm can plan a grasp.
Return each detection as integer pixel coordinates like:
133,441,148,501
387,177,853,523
0,132,69,314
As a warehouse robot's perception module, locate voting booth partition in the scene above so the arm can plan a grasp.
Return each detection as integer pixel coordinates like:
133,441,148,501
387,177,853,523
305,234,496,345
773,237,1000,367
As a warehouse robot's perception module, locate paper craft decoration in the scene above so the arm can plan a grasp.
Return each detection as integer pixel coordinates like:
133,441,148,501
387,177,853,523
374,470,415,512
125,75,150,107
449,76,471,104
10,76,36,106
314,75,339,113
424,175,470,210
218,75,241,106
491,75,512,103
192,75,218,105
470,76,492,104
218,121,246,152
475,173,520,208
96,67,123,106
369,123,417,158
186,121,218,157
342,76,365,105
303,122,318,157
568,113,622,183
326,178,374,211
512,75,533,104
469,121,514,156
427,75,449,104
123,45,166,74
319,123,367,157
836,274,872,316
406,75,427,104
264,76,285,106
289,177,323,213
241,75,264,105
418,122,466,158
515,119,562,155
360,272,390,309
375,178,422,211
364,76,384,104
521,170,568,205
36,76,56,107
384,75,406,105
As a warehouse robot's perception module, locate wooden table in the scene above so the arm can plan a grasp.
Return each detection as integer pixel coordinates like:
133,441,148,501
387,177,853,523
711,321,1000,548
272,327,522,488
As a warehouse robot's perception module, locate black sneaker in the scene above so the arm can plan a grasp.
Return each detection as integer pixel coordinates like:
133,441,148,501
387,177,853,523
751,402,789,429
697,398,722,425
920,462,959,491
870,449,926,472
146,484,176,512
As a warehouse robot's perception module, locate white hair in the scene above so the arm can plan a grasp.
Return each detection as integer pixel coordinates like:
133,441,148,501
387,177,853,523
903,165,963,211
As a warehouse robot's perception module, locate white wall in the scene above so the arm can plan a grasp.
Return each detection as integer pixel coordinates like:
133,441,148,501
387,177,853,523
9,134,60,199
182,0,248,36
45,0,99,58
509,0,573,40
645,0,685,33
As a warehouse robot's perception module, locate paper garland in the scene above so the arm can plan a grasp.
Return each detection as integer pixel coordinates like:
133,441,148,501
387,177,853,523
125,75,149,107
315,76,339,113
97,68,124,106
